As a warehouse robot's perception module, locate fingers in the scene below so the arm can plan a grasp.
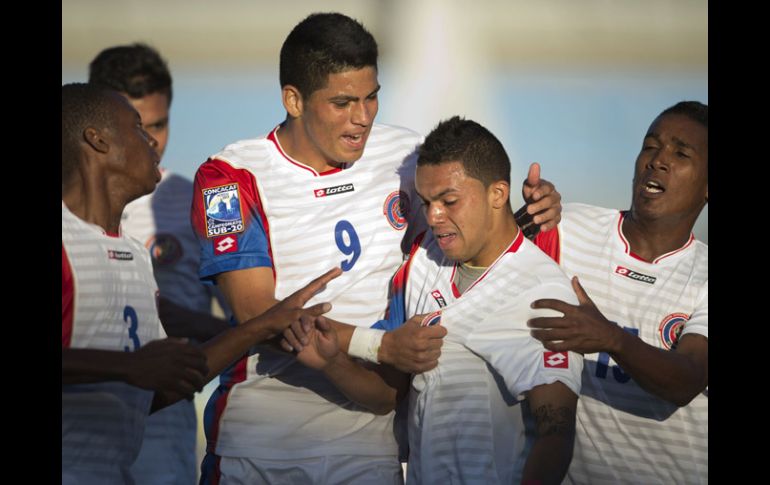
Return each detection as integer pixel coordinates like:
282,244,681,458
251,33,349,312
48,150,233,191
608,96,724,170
282,323,305,353
526,188,561,216
304,302,332,317
571,277,594,306
526,162,541,188
530,298,576,314
527,316,570,330
422,324,447,339
289,268,343,306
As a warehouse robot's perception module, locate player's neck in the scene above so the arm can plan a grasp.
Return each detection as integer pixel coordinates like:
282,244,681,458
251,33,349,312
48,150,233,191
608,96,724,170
277,120,343,174
622,211,696,261
63,176,124,235
467,216,519,267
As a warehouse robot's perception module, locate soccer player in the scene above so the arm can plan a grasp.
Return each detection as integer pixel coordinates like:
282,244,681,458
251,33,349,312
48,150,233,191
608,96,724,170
190,12,563,484
89,42,230,485
62,83,338,485
293,116,583,484
527,101,708,483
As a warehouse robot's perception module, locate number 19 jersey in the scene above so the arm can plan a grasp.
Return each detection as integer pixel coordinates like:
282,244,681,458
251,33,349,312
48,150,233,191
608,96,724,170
190,123,423,459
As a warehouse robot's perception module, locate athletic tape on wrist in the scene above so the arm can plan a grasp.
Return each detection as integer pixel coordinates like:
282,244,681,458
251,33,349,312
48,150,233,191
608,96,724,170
348,327,385,363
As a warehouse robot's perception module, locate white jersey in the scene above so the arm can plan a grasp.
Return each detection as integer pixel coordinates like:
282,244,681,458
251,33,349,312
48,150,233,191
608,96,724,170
190,123,424,461
121,170,201,485
394,230,583,485
556,203,708,485
61,202,164,485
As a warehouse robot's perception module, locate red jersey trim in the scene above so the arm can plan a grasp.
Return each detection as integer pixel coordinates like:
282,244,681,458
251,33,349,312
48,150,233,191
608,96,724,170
451,229,525,297
62,244,74,348
617,211,696,264
533,225,561,263
267,126,345,177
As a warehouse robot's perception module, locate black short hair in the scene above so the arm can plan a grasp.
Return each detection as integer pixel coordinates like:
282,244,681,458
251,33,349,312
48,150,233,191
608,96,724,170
660,101,708,130
418,116,511,187
280,12,378,98
89,43,172,104
62,83,118,184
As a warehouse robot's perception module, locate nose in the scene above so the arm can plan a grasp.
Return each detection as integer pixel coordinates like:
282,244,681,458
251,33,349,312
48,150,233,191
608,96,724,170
425,202,445,227
646,150,669,172
147,133,159,149
351,100,373,126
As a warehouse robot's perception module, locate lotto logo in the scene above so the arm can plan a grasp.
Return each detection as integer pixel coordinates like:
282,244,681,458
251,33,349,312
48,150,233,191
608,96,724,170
314,184,355,197
214,236,238,254
615,266,656,284
544,351,568,368
431,290,447,307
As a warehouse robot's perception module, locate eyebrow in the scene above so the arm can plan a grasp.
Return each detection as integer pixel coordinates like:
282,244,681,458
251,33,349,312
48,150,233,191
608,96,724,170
328,85,381,103
644,132,696,151
417,186,459,201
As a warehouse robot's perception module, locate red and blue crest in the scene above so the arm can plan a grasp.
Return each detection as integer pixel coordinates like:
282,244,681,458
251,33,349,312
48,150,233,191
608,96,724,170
658,313,689,349
383,190,408,230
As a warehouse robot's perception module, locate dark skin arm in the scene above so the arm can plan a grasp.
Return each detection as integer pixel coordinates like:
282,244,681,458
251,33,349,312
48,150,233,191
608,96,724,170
521,381,578,484
158,296,230,342
63,337,208,401
151,267,342,412
528,276,708,406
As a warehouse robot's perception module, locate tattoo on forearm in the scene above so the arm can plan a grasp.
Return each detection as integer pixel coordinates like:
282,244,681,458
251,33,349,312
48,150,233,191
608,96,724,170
532,404,574,437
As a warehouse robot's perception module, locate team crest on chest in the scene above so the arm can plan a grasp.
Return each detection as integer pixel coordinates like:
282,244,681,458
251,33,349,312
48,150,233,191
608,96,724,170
202,183,244,238
658,313,689,349
145,234,183,265
383,190,408,230
420,310,442,327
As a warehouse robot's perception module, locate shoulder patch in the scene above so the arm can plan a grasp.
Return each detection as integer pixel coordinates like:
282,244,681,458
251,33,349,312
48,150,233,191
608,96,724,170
201,183,244,238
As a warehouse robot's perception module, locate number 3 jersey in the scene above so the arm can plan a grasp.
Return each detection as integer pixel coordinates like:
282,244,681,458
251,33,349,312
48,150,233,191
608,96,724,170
61,202,165,483
551,203,708,485
190,123,423,459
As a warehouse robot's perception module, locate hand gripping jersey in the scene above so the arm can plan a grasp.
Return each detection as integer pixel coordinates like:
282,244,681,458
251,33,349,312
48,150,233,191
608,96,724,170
190,124,424,461
379,229,583,484
121,170,202,485
553,203,708,485
61,203,165,485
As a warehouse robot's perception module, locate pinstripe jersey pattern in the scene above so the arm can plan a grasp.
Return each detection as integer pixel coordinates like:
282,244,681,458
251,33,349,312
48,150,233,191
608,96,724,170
191,123,426,460
62,202,164,484
558,203,708,485
401,230,583,484
122,170,202,485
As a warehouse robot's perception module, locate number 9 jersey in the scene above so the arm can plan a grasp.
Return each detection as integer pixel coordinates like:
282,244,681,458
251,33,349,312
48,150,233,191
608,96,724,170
190,123,424,460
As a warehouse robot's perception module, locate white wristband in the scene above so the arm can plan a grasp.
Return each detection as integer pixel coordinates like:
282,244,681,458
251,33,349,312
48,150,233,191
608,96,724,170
348,327,385,364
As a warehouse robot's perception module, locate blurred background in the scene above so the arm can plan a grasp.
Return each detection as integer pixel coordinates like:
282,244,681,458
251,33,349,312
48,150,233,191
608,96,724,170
63,0,708,469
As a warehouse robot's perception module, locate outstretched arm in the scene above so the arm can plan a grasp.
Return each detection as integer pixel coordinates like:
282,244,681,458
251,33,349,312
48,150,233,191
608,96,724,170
152,267,342,411
529,276,708,406
158,296,230,342
522,381,578,485
293,316,408,415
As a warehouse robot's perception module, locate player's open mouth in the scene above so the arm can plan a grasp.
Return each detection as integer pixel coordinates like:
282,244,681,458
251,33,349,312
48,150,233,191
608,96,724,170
435,232,457,249
342,133,365,148
643,180,665,194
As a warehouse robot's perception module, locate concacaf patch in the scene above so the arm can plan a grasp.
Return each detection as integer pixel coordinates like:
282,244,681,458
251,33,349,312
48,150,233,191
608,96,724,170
202,183,244,238
145,234,183,265
383,190,408,230
658,313,689,349
420,310,442,327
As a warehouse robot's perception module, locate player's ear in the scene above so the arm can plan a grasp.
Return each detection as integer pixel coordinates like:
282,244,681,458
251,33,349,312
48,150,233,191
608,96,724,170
282,85,303,118
489,180,510,210
83,126,110,154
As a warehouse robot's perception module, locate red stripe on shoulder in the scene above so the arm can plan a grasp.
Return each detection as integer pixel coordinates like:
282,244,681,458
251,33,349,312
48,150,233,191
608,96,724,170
62,244,74,348
533,225,561,263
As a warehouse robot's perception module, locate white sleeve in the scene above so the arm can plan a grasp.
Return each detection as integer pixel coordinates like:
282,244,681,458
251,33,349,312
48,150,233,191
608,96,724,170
465,284,583,398
681,280,708,339
463,282,583,399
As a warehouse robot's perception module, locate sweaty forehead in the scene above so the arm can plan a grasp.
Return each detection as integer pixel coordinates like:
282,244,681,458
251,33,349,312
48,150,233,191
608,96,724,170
649,114,707,148
416,162,471,197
